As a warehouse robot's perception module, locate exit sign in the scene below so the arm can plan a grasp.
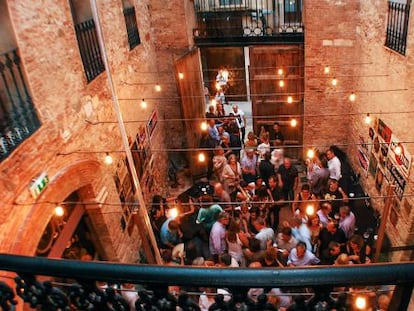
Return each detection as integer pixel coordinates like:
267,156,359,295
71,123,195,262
29,172,49,199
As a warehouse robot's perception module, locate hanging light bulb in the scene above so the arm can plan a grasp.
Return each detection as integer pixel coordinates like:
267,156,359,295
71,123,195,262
349,92,356,101
277,68,283,76
178,72,184,80
364,113,371,124
167,207,178,219
324,65,330,74
54,205,65,217
331,77,338,86
200,121,208,131
354,296,367,310
155,83,161,92
306,204,315,216
211,99,217,106
307,149,315,159
287,96,293,104
395,144,403,156
198,152,206,162
290,118,297,127
104,153,113,165
279,80,285,87
140,98,147,109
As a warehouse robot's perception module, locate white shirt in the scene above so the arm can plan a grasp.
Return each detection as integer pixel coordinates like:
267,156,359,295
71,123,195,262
233,108,245,128
255,227,275,250
328,156,342,180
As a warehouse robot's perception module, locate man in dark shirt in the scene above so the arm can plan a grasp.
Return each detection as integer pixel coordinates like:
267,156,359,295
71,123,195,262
318,220,347,258
270,122,285,145
277,158,298,204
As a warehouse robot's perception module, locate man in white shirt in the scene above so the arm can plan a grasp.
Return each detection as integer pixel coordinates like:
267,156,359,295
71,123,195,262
254,216,275,250
287,241,320,267
232,104,246,143
339,205,356,239
326,147,342,181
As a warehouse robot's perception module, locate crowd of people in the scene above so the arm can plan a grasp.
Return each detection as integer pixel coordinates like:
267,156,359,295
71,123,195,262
143,101,390,310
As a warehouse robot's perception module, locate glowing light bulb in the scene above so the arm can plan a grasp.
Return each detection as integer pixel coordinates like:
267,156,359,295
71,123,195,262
331,77,338,86
222,70,229,80
211,99,217,106
290,119,297,127
155,83,161,92
287,96,293,104
364,113,371,124
104,153,113,165
279,80,285,87
215,82,221,91
349,92,356,101
178,72,184,80
54,205,64,217
324,65,330,74
201,121,208,131
395,144,402,155
355,296,367,310
306,204,315,216
277,68,283,76
307,149,315,159
198,152,206,162
168,207,178,219
140,99,147,109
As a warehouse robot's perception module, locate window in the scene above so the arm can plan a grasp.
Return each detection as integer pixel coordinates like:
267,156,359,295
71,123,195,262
123,6,141,50
219,0,243,5
385,0,411,55
69,0,105,82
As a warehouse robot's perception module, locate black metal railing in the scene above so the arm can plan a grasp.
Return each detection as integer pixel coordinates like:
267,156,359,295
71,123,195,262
74,18,105,83
123,6,141,50
193,0,303,42
385,0,411,55
0,253,413,310
0,49,40,161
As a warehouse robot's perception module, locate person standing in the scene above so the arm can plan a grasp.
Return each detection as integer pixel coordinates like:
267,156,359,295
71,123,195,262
232,104,247,143
277,158,299,205
209,212,230,263
326,147,342,182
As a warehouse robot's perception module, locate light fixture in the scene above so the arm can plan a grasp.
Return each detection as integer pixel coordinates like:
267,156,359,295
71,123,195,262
221,69,229,81
54,205,65,217
166,207,178,219
395,143,403,156
200,121,208,131
277,68,283,76
354,296,367,310
331,77,338,86
104,153,113,165
306,149,315,159
290,118,297,127
279,80,285,87
198,152,206,162
178,72,184,80
155,83,161,92
287,96,293,104
211,99,217,106
140,99,147,109
364,113,371,124
349,92,356,101
306,204,315,216
324,65,330,74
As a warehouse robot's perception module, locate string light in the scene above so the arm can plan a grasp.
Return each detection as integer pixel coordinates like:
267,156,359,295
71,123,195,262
178,72,184,80
54,205,65,217
287,96,293,104
290,118,297,127
104,153,113,165
331,77,338,86
349,92,356,101
155,83,161,92
210,99,217,106
306,204,315,216
140,99,147,109
200,121,208,131
324,65,330,74
306,149,315,159
198,152,206,162
364,113,371,124
277,68,284,76
354,296,367,310
279,80,285,87
395,144,403,156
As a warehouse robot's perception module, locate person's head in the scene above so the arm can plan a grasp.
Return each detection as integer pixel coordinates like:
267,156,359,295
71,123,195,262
217,211,230,225
300,183,311,195
253,216,266,231
339,205,350,218
326,220,338,234
295,242,307,258
273,122,281,132
328,178,339,191
208,119,215,126
248,261,263,268
221,134,229,145
268,175,278,188
247,131,255,140
263,151,271,161
245,148,255,158
228,154,237,163
308,214,320,227
214,146,224,156
377,294,390,310
283,157,292,169
334,253,350,265
319,155,328,168
261,132,269,143
264,248,278,265
218,253,232,266
328,241,341,256
208,104,215,113
168,220,180,232
281,226,292,242
320,201,332,214
232,104,239,113
249,238,261,252
348,234,364,250
326,148,336,160
249,206,259,220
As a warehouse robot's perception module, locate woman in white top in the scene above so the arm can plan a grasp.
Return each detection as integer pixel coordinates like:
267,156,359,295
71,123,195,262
222,154,242,196
226,218,249,267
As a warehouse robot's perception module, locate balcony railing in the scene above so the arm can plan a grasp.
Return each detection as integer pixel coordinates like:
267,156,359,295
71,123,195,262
385,0,411,55
123,6,141,50
0,49,40,161
193,0,304,44
74,18,105,83
0,253,413,310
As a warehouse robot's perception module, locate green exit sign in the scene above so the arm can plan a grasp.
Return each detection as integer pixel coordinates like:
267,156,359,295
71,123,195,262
29,172,49,199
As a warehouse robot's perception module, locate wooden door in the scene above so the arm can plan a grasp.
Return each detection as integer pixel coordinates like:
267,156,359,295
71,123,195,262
249,45,304,160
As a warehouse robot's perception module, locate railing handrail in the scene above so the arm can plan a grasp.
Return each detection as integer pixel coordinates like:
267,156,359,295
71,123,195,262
1,254,414,288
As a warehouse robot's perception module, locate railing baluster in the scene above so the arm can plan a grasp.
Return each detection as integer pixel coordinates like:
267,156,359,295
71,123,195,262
385,1,410,55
